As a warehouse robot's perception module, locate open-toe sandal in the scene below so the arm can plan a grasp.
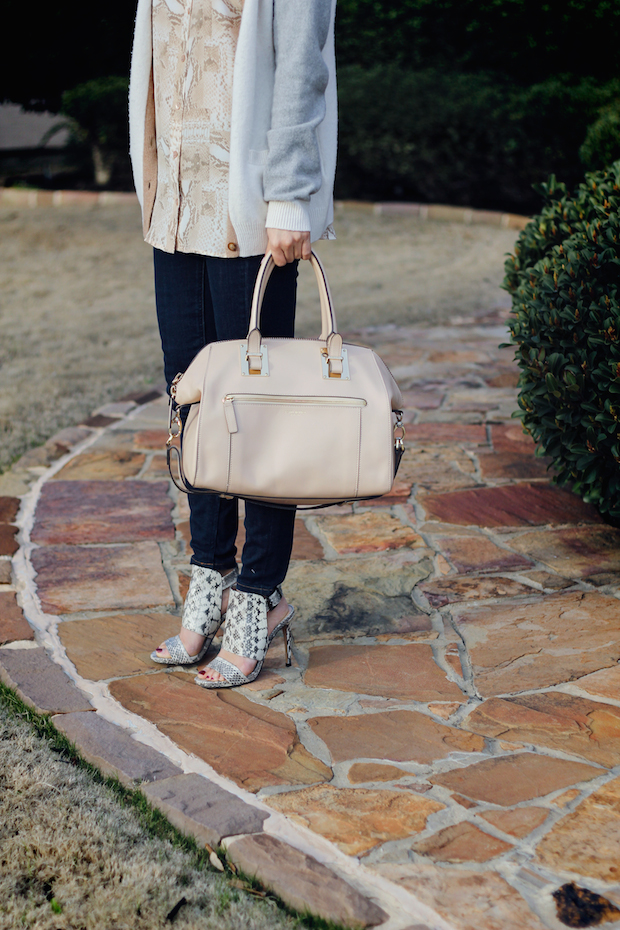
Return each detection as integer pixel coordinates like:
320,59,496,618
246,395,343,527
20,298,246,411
151,565,238,665
195,585,293,688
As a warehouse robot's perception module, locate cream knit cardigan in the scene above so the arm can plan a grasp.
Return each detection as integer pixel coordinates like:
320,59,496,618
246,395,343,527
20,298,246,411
129,0,337,257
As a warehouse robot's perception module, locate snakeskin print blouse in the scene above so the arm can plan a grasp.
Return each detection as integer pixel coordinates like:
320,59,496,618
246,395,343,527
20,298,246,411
146,0,244,258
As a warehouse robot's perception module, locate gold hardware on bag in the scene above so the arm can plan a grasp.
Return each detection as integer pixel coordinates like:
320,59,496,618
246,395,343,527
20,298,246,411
321,346,350,380
223,393,366,406
240,343,269,376
167,374,184,447
394,410,405,451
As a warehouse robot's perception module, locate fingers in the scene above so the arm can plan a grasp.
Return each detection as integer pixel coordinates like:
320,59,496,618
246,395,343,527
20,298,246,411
270,246,288,267
266,229,312,264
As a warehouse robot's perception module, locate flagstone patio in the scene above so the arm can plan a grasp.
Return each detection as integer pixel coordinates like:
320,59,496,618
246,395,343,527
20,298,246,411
1,313,620,930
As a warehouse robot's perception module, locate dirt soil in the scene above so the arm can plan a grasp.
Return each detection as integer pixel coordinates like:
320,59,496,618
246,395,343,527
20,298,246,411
0,202,518,471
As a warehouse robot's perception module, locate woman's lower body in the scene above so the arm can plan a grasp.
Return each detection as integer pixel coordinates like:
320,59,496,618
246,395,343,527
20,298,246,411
151,247,297,686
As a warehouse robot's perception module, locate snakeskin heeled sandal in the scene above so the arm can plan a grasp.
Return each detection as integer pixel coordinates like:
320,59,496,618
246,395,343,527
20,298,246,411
194,586,293,688
151,565,238,665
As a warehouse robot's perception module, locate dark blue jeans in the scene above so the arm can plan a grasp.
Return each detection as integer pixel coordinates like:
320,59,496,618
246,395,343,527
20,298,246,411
153,248,298,597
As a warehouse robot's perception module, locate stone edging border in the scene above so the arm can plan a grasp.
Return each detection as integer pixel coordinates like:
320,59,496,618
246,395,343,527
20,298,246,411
0,185,529,230
1,393,452,930
337,200,529,230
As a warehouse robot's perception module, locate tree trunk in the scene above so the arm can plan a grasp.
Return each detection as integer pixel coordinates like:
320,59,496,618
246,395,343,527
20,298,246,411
92,144,115,186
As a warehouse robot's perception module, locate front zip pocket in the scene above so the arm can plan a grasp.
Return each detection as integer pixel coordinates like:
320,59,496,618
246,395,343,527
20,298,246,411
221,393,368,498
222,394,366,434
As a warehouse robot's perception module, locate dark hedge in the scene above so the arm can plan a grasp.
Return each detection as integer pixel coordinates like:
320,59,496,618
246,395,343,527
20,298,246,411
503,161,620,520
336,65,620,212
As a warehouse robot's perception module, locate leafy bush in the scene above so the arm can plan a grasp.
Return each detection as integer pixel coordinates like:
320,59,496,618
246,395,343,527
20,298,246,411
580,101,620,170
52,77,130,186
336,65,619,211
335,0,620,83
502,162,620,520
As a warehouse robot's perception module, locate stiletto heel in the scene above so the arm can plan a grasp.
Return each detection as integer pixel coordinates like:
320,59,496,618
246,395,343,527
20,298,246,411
267,611,293,667
151,565,238,665
283,624,292,667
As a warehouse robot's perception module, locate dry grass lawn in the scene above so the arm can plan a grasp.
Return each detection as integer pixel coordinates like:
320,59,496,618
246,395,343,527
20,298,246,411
0,694,311,930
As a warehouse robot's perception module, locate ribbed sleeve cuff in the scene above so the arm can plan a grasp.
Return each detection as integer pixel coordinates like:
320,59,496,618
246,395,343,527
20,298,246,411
265,200,311,232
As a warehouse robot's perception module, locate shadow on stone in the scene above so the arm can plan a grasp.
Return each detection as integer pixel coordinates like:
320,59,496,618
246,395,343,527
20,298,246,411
285,553,434,642
311,583,432,639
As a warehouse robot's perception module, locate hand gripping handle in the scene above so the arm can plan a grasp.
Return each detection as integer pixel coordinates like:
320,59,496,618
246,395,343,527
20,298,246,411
246,251,342,373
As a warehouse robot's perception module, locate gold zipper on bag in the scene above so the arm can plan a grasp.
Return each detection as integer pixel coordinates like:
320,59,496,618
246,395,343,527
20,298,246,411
222,394,366,433
223,394,366,406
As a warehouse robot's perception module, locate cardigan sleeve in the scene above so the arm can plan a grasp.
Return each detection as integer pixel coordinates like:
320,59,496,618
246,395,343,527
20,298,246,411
264,0,332,231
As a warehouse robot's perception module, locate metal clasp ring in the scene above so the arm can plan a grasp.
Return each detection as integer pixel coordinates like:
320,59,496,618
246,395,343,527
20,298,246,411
167,374,184,447
394,410,405,451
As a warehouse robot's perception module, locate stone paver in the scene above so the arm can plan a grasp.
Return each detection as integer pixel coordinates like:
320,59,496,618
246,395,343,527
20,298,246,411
0,523,18,555
305,644,464,701
53,711,183,785
430,753,601,805
51,449,146,480
266,784,445,856
407,423,488,444
0,496,20,522
463,693,620,767
509,525,620,580
0,646,92,714
315,511,425,554
225,834,388,927
397,445,478,490
433,534,532,574
143,773,268,846
535,776,620,882
0,592,34,644
413,821,514,862
455,591,620,696
421,483,601,528
477,451,551,480
109,672,332,792
7,315,620,928
32,542,174,613
479,807,549,838
575,665,620,701
419,575,534,607
58,612,182,679
375,863,549,930
32,480,174,544
347,762,411,783
308,710,484,764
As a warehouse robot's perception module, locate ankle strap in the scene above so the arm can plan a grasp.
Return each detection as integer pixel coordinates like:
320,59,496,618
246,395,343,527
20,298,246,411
231,584,282,610
221,566,239,588
265,585,283,611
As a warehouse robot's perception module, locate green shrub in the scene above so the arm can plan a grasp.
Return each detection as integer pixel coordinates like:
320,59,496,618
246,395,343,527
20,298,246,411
336,65,619,211
502,161,620,520
50,77,130,186
580,101,620,170
335,0,620,83
337,65,511,206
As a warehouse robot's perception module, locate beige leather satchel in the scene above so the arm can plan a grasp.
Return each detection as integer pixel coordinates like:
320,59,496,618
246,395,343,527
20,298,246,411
167,251,404,507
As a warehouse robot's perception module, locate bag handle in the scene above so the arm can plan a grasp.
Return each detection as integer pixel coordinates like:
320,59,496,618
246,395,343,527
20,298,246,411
246,250,344,375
